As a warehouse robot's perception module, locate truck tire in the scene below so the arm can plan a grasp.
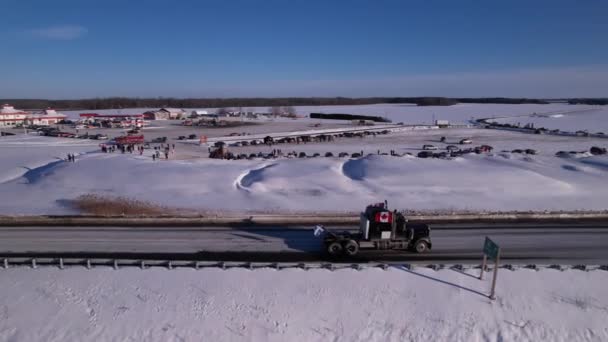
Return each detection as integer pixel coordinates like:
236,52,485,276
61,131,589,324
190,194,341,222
327,242,343,256
343,240,359,256
414,240,429,254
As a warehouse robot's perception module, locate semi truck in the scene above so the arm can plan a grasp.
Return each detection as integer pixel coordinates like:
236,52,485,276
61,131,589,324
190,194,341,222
314,201,432,257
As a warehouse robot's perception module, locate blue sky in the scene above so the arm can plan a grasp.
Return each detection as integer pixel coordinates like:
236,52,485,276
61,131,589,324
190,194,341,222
1,0,607,99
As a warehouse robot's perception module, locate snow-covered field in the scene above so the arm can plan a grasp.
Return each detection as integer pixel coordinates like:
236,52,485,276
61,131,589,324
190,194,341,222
1,143,608,214
491,107,608,133
1,267,606,341
2,104,608,215
63,103,599,126
0,135,99,184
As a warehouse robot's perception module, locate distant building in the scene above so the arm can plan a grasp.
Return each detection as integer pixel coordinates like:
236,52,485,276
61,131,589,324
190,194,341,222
0,105,66,127
79,113,144,128
435,120,449,128
143,108,186,120
0,104,29,127
191,110,209,116
25,109,67,126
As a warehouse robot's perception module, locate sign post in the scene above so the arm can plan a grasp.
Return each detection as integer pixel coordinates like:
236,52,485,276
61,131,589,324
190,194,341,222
481,237,501,300
479,254,487,280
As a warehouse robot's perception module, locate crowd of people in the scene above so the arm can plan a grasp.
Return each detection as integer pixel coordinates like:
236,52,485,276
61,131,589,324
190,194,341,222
100,142,176,161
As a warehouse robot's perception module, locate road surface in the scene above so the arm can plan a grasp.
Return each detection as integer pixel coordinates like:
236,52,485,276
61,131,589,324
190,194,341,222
0,223,607,264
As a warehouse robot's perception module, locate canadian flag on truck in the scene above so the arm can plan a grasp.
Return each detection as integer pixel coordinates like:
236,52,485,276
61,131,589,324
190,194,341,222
375,211,393,223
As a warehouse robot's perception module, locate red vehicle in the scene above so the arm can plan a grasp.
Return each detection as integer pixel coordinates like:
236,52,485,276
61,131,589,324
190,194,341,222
114,134,144,144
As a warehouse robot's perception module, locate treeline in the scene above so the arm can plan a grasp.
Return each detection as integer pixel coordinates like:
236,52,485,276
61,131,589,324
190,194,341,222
568,98,608,105
457,98,548,104
310,113,390,122
3,97,459,110
1,96,555,110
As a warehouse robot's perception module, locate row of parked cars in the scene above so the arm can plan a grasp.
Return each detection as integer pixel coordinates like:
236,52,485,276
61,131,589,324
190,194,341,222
35,127,108,140
555,146,607,157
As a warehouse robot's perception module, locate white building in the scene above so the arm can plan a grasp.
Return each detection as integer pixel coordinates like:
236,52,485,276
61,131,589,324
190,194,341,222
25,109,67,126
0,104,28,127
143,108,186,120
162,108,186,119
0,105,67,127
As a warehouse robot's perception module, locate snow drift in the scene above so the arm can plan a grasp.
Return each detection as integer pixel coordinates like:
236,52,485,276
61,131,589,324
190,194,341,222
1,150,608,214
0,267,606,342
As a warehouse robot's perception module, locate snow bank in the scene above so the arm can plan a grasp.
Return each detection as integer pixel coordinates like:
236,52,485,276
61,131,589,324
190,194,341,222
0,135,98,184
0,267,606,341
2,149,608,214
491,107,608,133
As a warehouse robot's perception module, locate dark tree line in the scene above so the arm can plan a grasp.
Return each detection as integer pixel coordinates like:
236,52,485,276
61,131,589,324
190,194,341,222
568,98,608,105
456,98,548,104
0,96,565,111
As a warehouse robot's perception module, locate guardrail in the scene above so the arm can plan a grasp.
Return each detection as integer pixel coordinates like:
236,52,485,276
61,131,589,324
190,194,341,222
1,257,606,272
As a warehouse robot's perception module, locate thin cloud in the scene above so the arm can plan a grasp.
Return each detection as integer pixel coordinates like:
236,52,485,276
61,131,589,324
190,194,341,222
27,25,88,40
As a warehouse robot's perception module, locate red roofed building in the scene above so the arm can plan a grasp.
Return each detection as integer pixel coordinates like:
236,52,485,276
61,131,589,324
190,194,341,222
25,109,67,126
0,105,67,127
0,104,29,127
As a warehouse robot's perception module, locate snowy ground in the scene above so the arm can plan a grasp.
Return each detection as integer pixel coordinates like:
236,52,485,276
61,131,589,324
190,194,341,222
1,143,608,214
1,127,608,214
0,267,606,342
1,104,607,215
491,107,608,133
0,135,99,184
62,103,599,125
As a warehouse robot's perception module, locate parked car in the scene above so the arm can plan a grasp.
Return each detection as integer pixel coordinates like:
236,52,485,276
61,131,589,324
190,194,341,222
417,151,433,158
590,146,607,155
446,145,459,151
475,145,493,153
525,149,537,155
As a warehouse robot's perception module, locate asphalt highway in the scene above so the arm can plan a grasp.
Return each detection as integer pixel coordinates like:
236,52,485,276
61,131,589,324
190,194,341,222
0,223,607,264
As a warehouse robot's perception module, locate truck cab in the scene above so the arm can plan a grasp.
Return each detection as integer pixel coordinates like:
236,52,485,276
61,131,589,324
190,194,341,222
317,201,432,257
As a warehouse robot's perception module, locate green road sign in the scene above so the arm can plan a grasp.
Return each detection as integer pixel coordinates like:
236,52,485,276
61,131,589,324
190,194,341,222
483,237,500,260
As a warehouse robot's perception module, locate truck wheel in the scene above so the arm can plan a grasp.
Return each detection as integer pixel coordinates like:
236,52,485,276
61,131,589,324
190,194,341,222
414,240,429,254
343,240,359,256
327,242,343,256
